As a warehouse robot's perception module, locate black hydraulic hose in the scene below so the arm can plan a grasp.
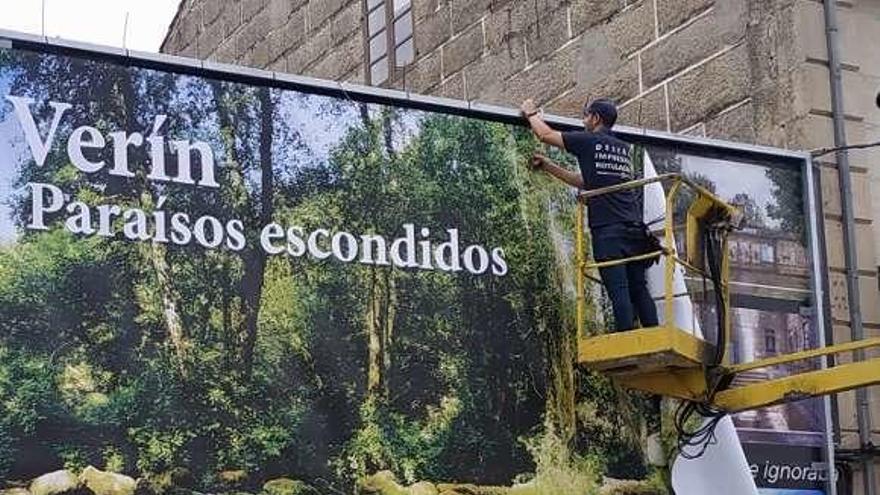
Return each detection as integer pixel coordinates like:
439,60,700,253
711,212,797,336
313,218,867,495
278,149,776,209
673,210,731,459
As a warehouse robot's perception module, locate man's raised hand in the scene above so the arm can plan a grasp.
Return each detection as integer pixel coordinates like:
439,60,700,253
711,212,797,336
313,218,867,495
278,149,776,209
521,99,539,117
530,153,549,171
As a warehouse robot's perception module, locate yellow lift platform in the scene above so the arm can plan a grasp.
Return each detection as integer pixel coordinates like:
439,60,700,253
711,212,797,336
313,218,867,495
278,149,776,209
575,173,880,413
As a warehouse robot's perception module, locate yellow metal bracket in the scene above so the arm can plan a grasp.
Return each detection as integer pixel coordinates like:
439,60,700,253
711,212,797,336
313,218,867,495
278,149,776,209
714,336,880,412
727,336,880,374
715,358,880,412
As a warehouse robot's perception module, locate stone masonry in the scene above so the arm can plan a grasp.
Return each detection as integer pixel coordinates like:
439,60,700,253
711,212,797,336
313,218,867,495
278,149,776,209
161,0,880,490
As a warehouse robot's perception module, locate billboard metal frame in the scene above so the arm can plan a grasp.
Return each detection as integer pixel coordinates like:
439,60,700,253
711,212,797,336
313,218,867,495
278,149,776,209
0,28,835,494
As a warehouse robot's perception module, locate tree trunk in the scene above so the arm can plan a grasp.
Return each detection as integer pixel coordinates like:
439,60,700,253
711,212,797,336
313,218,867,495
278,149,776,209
381,268,396,399
222,265,233,356
209,81,242,363
366,266,397,399
149,241,189,374
238,89,275,377
367,266,384,396
117,74,189,375
360,108,398,400
545,316,577,443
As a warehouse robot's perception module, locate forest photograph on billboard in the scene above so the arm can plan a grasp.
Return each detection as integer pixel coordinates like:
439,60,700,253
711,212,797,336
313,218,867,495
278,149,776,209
0,40,821,495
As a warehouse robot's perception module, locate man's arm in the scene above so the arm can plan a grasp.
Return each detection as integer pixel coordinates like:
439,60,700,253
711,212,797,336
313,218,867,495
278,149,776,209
521,99,565,149
530,154,584,189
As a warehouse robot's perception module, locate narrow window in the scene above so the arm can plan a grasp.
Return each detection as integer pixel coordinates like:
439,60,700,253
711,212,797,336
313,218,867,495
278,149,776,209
365,0,414,85
393,0,414,66
764,328,777,354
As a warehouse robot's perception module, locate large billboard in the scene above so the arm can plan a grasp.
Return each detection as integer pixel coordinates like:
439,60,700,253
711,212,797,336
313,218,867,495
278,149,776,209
0,37,826,494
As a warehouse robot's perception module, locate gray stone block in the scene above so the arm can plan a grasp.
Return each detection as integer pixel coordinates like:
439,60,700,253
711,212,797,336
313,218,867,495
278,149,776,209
248,39,271,68
485,0,568,51
657,0,713,35
570,0,624,36
286,43,313,72
266,8,306,60
642,3,745,88
415,6,452,56
310,32,363,80
668,43,750,131
179,42,198,58
243,0,268,23
211,37,237,63
576,25,624,90
706,101,756,143
480,39,578,105
222,3,243,37
484,3,522,50
466,36,527,98
289,2,363,70
619,86,668,131
438,72,467,99
267,0,296,31
268,54,288,73
237,8,270,54
442,23,484,76
309,0,351,31
202,1,224,27
343,62,367,84
414,0,443,21
198,19,225,58
163,30,183,54
545,85,591,118
585,56,640,104
330,1,363,45
604,0,655,57
450,0,493,33
179,7,202,47
404,50,442,93
524,6,570,61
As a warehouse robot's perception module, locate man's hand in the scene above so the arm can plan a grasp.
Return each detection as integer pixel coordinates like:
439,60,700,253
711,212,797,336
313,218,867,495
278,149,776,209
521,98,564,149
521,99,539,118
530,153,550,171
527,153,584,188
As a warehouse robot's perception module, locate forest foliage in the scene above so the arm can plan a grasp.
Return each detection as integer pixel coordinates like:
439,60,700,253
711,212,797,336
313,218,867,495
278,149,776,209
0,50,656,493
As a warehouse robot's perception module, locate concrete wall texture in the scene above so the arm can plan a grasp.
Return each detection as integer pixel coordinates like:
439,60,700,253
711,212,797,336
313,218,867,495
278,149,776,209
161,0,880,490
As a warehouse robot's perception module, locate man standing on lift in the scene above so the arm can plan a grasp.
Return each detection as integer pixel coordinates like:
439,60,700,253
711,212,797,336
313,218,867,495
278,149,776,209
521,97,659,332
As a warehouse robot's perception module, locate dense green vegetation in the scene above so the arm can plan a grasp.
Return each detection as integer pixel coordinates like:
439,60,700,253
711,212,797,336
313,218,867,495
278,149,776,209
0,51,659,494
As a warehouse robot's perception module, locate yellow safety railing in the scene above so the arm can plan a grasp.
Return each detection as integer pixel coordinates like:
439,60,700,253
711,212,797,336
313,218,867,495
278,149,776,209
574,173,741,363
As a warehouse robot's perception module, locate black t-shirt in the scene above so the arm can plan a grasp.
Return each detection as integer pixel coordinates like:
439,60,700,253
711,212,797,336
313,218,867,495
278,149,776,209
562,129,641,228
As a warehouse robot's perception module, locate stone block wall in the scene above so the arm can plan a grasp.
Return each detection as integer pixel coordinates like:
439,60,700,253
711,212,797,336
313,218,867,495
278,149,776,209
161,0,366,81
162,0,880,490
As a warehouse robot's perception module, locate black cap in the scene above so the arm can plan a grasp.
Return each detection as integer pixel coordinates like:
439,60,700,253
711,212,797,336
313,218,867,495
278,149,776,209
583,98,618,128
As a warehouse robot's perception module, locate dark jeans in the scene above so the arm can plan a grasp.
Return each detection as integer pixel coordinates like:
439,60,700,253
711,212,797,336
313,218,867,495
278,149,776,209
592,223,660,332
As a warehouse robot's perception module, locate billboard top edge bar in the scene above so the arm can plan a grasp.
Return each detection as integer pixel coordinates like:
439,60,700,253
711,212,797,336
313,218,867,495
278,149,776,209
0,27,808,165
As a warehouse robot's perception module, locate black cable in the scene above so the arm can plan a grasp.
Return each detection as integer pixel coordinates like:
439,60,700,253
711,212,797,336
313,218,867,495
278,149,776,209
672,207,732,459
706,224,727,366
811,140,880,158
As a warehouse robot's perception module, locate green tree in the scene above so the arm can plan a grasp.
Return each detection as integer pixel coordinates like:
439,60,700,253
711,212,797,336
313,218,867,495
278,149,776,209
766,166,805,239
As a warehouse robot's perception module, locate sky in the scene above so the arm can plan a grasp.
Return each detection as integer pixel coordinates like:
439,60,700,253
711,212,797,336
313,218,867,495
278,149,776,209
681,154,778,227
0,0,181,244
0,0,181,52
